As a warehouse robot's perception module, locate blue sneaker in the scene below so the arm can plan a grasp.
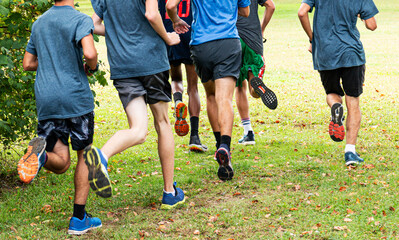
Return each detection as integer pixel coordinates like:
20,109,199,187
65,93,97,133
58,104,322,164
215,147,234,181
84,145,112,198
161,182,185,210
68,212,102,235
345,152,364,166
18,137,47,184
238,131,255,145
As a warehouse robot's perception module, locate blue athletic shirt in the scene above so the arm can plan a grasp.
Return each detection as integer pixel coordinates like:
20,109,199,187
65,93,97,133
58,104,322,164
91,0,169,79
159,0,193,61
190,0,251,46
303,0,379,71
26,6,94,121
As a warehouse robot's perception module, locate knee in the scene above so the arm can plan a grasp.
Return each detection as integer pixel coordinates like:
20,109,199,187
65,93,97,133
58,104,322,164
53,161,71,174
131,128,147,144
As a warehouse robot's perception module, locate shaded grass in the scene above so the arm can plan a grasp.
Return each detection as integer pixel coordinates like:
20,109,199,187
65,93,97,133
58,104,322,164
1,0,399,239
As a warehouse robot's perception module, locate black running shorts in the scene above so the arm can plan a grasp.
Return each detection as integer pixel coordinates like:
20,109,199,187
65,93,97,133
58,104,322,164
113,71,171,108
37,111,94,152
190,38,241,83
319,65,365,97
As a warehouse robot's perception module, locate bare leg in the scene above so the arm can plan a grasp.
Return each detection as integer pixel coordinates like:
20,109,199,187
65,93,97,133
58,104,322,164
44,140,71,174
149,101,174,193
235,80,250,120
202,80,220,132
74,149,89,205
326,93,343,107
345,95,361,145
215,77,235,136
170,64,184,96
101,96,148,158
185,64,200,117
247,71,259,98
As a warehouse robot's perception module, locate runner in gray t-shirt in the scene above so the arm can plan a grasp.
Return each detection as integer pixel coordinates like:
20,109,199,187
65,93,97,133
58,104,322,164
235,0,277,146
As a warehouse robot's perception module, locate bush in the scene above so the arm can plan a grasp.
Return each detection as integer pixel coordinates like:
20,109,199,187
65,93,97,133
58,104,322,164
0,0,107,148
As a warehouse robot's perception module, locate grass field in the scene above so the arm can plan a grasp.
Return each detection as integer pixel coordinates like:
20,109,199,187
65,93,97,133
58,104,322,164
1,0,399,239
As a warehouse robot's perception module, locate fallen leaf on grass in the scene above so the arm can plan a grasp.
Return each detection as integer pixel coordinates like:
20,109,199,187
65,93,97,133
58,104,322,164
193,230,200,235
389,206,395,211
233,192,242,197
333,226,348,231
289,208,298,211
347,209,354,214
209,216,218,222
339,186,346,192
10,226,17,233
383,210,387,217
344,218,352,222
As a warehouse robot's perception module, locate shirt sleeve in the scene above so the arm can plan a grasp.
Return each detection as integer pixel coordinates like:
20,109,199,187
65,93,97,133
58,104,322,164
238,0,251,8
75,16,95,47
91,0,105,19
258,0,267,6
26,31,37,56
302,0,315,13
359,0,379,20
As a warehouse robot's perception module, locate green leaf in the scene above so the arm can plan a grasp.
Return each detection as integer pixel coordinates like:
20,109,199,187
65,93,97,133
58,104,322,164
0,54,8,65
0,5,9,17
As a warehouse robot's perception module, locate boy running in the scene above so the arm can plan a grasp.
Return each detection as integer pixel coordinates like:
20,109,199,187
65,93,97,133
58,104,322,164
19,0,101,235
298,0,378,165
167,0,250,181
86,0,185,209
235,0,277,145
158,0,207,152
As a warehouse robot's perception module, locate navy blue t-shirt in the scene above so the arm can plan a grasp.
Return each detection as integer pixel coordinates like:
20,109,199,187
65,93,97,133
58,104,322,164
303,0,379,70
26,6,94,121
91,0,170,79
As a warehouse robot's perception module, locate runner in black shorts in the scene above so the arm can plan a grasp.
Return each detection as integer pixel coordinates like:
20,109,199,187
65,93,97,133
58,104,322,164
299,0,378,166
159,0,207,152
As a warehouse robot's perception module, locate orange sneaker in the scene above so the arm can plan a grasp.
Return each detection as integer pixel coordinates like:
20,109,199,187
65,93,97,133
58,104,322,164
17,137,46,184
174,101,189,136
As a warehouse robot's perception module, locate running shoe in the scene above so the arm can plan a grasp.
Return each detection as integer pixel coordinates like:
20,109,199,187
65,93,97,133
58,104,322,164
215,147,234,181
84,146,112,198
17,137,47,184
174,101,189,136
161,182,185,210
250,77,278,110
329,103,345,142
238,131,255,145
344,152,364,166
68,212,102,235
189,135,208,152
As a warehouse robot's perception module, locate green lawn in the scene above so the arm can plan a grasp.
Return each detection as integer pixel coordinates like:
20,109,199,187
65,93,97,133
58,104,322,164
1,0,398,239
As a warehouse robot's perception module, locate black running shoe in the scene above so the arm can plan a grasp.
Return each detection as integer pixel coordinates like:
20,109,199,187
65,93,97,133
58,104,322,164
215,147,234,181
329,103,345,142
189,135,208,152
250,77,278,110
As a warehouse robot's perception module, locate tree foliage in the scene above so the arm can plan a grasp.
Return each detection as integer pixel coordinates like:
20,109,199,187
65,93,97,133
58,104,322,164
0,0,107,148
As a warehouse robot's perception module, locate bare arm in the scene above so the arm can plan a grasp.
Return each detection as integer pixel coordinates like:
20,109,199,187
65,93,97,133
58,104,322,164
298,3,313,52
81,34,98,72
23,51,38,71
364,17,377,31
166,0,190,34
92,13,105,36
146,0,180,46
238,6,250,17
261,0,275,36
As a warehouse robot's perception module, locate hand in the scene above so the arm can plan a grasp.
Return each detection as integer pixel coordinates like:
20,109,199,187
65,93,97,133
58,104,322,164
84,63,93,76
308,43,312,53
166,32,181,46
173,18,190,34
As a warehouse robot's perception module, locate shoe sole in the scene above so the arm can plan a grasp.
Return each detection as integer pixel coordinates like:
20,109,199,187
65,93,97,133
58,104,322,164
329,103,345,142
215,148,234,181
189,144,208,152
250,77,278,110
84,146,112,198
160,197,186,210
17,137,46,184
345,160,364,166
238,140,255,145
175,102,189,136
68,224,102,235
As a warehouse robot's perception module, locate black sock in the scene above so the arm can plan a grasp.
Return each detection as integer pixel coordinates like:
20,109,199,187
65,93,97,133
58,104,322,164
173,92,183,103
190,116,199,137
213,132,221,149
220,135,231,151
73,204,86,220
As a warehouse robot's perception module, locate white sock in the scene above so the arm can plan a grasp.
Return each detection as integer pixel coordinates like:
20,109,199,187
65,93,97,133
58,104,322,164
345,144,356,153
163,189,176,196
242,118,252,135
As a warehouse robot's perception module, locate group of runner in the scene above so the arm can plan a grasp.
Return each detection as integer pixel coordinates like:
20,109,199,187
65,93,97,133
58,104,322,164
16,0,378,235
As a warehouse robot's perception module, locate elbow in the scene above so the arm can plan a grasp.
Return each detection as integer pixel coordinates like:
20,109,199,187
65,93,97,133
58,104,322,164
23,61,33,71
84,50,97,62
298,11,306,19
145,11,157,23
166,1,175,12
367,25,377,31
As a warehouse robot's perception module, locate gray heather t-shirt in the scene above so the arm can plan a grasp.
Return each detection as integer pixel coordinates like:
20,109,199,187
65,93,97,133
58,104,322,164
236,0,267,56
26,5,94,121
91,0,170,79
302,0,379,71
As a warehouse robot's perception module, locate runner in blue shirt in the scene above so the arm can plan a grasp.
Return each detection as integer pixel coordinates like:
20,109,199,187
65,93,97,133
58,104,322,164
167,0,250,181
